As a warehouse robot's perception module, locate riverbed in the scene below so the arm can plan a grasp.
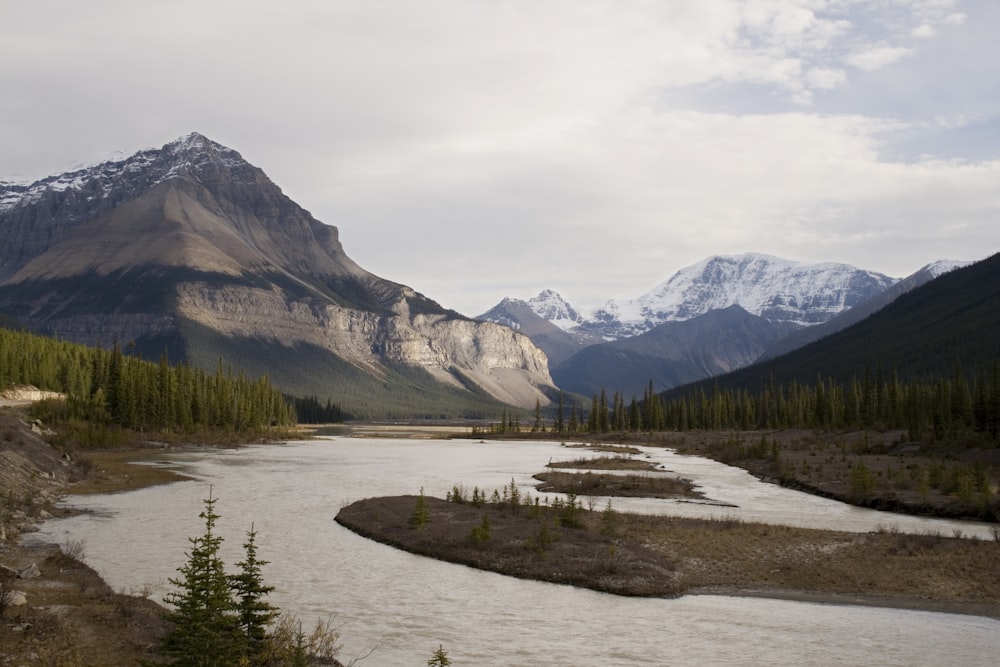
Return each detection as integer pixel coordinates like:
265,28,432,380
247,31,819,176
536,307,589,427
31,437,1000,665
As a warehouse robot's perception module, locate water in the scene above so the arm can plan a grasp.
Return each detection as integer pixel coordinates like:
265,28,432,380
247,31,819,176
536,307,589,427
31,437,1000,665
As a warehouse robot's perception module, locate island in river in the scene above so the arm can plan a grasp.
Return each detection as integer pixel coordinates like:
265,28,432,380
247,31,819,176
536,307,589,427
336,449,1000,619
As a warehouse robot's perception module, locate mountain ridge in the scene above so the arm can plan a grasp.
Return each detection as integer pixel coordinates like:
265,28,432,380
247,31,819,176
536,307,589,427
0,133,556,416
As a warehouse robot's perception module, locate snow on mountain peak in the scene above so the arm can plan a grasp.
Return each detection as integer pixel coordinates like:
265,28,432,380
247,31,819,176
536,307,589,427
571,253,899,339
917,259,972,279
526,290,583,331
0,133,251,215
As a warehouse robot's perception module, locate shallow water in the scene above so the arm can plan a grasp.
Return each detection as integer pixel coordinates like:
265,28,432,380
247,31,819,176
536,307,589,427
31,437,1000,665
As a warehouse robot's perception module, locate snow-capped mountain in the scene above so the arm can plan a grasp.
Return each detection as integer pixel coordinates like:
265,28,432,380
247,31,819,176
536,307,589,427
0,132,556,414
483,253,900,343
0,133,247,218
585,253,898,339
526,289,585,330
758,258,972,361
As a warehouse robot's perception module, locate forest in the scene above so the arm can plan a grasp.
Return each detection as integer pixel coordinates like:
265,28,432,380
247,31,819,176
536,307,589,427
514,366,1000,445
0,327,295,438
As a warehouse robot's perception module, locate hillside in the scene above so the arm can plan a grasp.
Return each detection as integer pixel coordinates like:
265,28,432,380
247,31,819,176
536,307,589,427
663,252,1000,398
0,134,556,417
552,306,787,398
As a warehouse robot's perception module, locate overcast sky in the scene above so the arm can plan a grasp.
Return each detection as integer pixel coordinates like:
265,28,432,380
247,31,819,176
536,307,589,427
2,1,998,316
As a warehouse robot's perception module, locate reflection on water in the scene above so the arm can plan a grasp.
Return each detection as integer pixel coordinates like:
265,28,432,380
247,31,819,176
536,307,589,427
31,438,1000,666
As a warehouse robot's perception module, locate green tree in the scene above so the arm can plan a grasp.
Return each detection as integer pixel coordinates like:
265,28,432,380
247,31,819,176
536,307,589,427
231,522,279,662
428,644,452,666
163,490,243,666
410,487,430,529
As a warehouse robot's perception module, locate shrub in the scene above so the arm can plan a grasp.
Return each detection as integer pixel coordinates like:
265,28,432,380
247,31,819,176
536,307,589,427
409,487,430,530
471,512,491,546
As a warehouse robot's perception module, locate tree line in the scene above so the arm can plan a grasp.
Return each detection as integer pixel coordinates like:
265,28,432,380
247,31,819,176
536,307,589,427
1,327,295,434
536,363,1000,443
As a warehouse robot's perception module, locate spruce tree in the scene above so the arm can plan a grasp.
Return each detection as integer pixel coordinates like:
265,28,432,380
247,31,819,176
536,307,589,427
163,490,243,666
231,522,279,661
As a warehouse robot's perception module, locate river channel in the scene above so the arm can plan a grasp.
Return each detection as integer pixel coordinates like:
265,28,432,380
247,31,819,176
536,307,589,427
30,437,1000,665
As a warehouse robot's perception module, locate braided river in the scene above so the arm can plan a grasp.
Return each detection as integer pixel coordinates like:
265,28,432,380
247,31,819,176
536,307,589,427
30,437,1000,665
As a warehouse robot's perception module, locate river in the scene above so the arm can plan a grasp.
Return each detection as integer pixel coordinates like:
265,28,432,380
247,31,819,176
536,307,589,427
30,437,1000,665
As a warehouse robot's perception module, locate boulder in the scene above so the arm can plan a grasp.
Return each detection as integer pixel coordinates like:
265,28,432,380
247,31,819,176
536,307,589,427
17,563,40,579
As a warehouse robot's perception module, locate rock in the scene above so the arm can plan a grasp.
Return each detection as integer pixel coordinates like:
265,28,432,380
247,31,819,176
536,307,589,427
17,563,41,579
5,589,28,606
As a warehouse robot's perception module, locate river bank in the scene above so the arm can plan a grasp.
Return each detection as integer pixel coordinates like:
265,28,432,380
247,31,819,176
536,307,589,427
4,413,1000,665
1,408,182,665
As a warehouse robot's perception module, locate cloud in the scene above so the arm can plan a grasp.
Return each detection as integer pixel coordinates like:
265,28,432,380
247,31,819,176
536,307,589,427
846,45,915,71
1,0,998,314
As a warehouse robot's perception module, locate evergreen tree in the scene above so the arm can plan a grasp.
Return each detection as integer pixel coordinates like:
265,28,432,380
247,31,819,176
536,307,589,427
428,644,452,667
163,490,244,666
231,523,279,662
555,390,565,433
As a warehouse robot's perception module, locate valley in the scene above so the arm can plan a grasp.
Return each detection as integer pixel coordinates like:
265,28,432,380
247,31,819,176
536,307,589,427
1,133,998,665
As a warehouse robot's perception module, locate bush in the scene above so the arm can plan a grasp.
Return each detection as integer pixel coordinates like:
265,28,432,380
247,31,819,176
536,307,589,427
471,512,491,546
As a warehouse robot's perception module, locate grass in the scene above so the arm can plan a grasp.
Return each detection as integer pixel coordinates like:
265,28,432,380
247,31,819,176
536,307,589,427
665,429,1000,521
546,454,661,471
68,448,190,495
533,470,702,500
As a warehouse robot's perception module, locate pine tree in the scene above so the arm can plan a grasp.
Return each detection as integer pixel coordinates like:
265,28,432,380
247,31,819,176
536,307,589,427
428,644,452,666
231,522,279,661
163,490,243,666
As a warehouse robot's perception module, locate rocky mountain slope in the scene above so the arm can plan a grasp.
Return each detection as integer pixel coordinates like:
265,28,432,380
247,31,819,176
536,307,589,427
482,253,898,343
551,305,787,398
662,252,1000,399
480,253,902,396
0,133,555,415
758,260,971,361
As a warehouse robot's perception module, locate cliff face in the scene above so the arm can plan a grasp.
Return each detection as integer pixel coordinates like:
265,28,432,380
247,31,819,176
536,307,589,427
172,281,553,408
0,133,555,412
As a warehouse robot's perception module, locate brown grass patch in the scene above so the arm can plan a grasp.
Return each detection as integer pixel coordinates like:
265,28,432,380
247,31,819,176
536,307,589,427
68,449,189,495
337,495,1000,617
547,454,660,471
533,471,702,500
336,496,681,597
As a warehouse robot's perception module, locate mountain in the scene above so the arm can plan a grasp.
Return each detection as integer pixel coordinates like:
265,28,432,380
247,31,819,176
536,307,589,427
479,253,899,396
475,297,588,367
0,133,556,416
476,292,604,366
661,252,1000,400
758,259,971,361
551,305,786,399
583,253,897,339
481,253,898,343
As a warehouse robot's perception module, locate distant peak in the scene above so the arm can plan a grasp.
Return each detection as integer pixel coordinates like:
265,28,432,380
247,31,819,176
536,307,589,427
163,132,237,158
0,132,257,215
916,259,972,279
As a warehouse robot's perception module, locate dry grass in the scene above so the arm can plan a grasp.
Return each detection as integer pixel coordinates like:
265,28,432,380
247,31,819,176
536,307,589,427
561,443,645,455
533,470,702,500
547,454,660,471
68,448,189,495
337,494,1000,618
336,496,682,597
617,513,1000,609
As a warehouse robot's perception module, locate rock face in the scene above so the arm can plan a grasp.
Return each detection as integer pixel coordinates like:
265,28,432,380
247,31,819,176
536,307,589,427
551,305,788,397
0,133,555,413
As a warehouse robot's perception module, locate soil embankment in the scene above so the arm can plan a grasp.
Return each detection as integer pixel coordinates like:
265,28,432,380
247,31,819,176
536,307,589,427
0,407,182,665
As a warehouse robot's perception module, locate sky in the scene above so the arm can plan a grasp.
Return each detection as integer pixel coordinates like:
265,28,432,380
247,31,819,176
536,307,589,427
2,1,998,317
